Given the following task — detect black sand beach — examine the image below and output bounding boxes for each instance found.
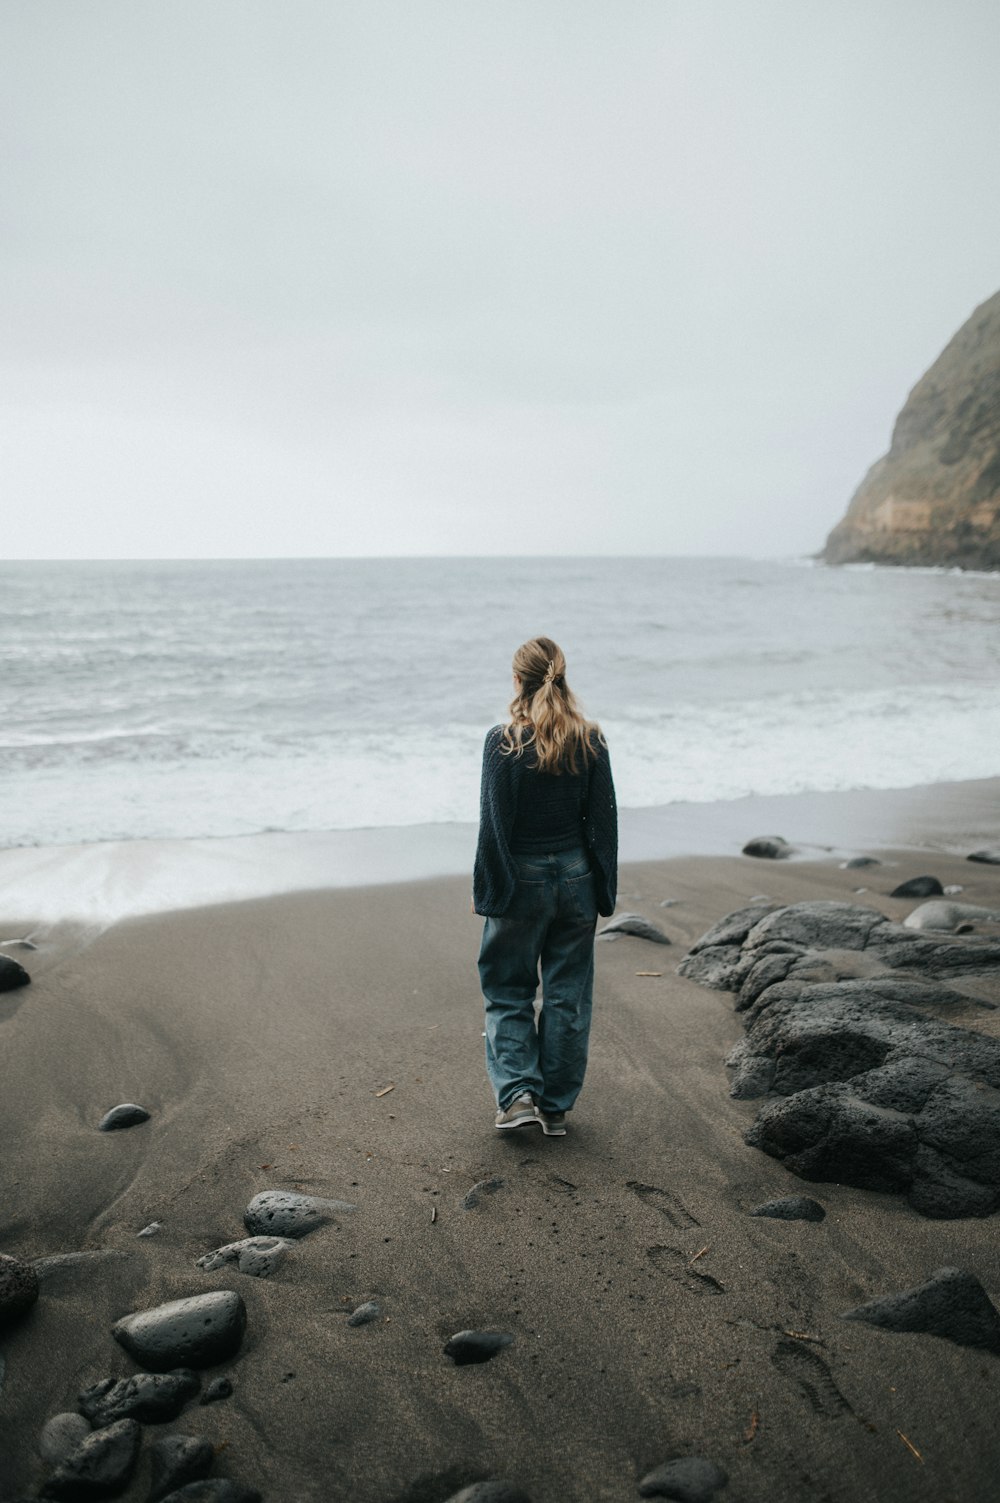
[3,791,1000,1502]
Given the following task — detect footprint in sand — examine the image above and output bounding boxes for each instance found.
[626,1181,700,1230]
[771,1339,853,1418]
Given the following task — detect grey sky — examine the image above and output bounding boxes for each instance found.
[3,1,998,559]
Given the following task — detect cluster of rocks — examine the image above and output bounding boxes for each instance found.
[3,1185,362,1501]
[679,895,1000,1219]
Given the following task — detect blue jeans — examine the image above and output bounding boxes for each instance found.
[478,847,598,1113]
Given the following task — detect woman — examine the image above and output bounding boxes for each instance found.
[473,636,617,1134]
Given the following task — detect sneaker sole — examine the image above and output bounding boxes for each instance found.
[495,1115,539,1131]
[539,1121,567,1136]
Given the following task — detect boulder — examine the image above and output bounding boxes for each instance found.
[969,849,1000,865]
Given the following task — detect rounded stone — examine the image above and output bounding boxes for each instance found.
[199,1377,233,1405]
[98,1103,151,1132]
[742,835,792,860]
[347,1300,380,1327]
[243,1188,355,1238]
[39,1413,91,1466]
[638,1456,729,1501]
[112,1290,246,1371]
[443,1330,514,1365]
[156,1483,262,1503]
[0,1252,39,1327]
[889,875,944,899]
[41,1417,141,1501]
[149,1433,215,1503]
[750,1196,826,1222]
[0,955,31,991]
[445,1485,532,1503]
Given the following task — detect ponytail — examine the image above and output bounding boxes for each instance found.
[500,636,603,774]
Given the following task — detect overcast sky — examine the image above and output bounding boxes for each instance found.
[3,1,998,560]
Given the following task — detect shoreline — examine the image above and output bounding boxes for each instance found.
[1,775,998,933]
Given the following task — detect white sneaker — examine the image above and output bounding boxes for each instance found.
[494,1094,539,1130]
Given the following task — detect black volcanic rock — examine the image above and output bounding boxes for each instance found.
[823,290,1000,569]
[681,900,1000,1217]
[156,1485,261,1503]
[112,1291,246,1371]
[749,1196,826,1222]
[742,836,792,860]
[0,955,31,991]
[98,1103,151,1132]
[598,912,671,944]
[78,1370,200,1425]
[41,1418,141,1501]
[443,1330,514,1365]
[148,1434,215,1503]
[638,1456,728,1501]
[243,1189,355,1238]
[890,875,944,898]
[842,1267,1000,1352]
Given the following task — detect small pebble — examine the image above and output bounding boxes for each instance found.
[138,1222,163,1238]
[444,1330,514,1365]
[750,1196,826,1223]
[200,1377,234,1405]
[944,884,964,895]
[347,1301,381,1327]
[98,1102,151,1132]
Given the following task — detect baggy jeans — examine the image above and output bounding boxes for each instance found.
[478,846,598,1114]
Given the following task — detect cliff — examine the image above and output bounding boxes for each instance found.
[823,290,1000,569]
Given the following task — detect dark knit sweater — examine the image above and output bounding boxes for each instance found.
[473,725,618,917]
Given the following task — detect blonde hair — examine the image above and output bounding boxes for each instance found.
[501,636,603,774]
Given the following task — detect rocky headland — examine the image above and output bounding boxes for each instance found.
[823,289,1000,569]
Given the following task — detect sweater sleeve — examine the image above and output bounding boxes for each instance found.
[583,738,618,916]
[472,726,520,917]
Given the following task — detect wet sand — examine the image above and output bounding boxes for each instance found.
[3,817,1000,1499]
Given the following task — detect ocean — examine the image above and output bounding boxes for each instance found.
[2,556,998,851]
